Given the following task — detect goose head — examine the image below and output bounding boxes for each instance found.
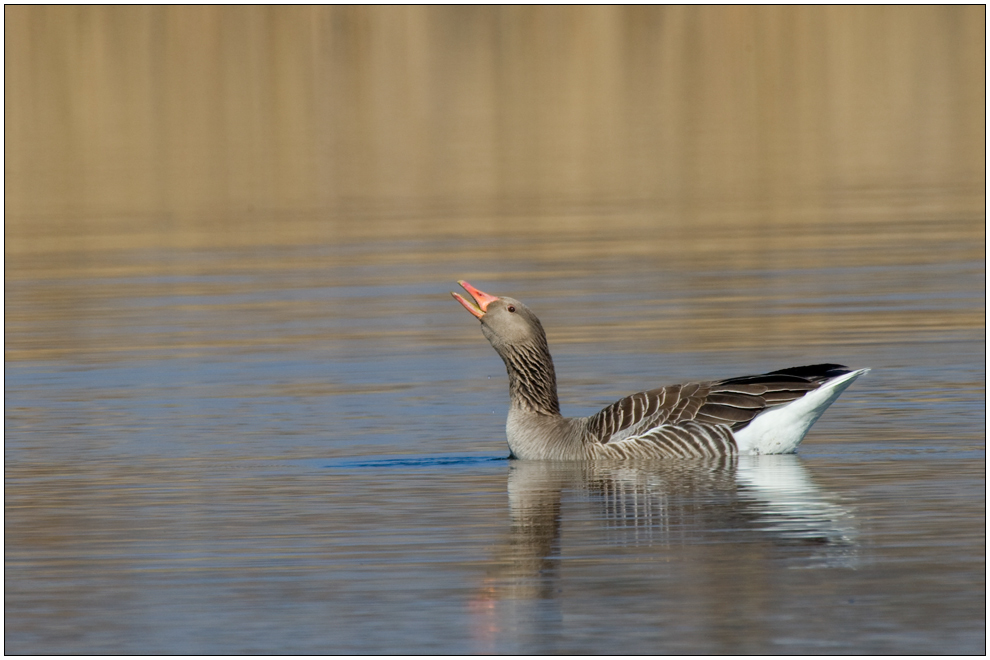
[451,280,549,354]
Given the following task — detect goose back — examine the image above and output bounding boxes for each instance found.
[585,364,854,447]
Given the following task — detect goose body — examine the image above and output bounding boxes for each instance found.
[452,281,868,460]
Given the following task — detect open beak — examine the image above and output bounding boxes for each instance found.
[451,280,500,320]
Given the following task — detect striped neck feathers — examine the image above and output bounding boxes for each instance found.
[499,338,561,416]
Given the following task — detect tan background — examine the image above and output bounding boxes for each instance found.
[5,6,985,241]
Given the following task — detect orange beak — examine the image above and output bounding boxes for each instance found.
[451,280,500,320]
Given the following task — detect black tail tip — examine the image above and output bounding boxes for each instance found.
[768,363,852,380]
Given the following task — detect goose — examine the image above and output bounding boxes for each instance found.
[451,280,868,460]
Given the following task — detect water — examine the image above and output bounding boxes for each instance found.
[5,218,984,654]
[5,6,985,654]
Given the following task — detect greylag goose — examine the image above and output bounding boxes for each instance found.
[452,280,868,460]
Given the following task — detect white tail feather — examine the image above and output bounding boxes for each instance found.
[734,369,869,455]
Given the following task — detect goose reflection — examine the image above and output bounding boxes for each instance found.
[470,454,858,652]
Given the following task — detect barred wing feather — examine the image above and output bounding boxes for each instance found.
[586,364,853,447]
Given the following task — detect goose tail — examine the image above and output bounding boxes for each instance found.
[734,368,869,455]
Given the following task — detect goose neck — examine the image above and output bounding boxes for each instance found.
[501,342,561,416]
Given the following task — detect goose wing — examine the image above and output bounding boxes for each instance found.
[585,363,852,445]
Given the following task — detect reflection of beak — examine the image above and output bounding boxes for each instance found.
[451,280,500,320]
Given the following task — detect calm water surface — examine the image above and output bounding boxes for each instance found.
[5,216,985,654]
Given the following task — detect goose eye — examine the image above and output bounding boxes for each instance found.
[507,305,516,313]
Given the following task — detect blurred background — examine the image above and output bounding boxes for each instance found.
[5,7,986,654]
[5,5,984,244]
